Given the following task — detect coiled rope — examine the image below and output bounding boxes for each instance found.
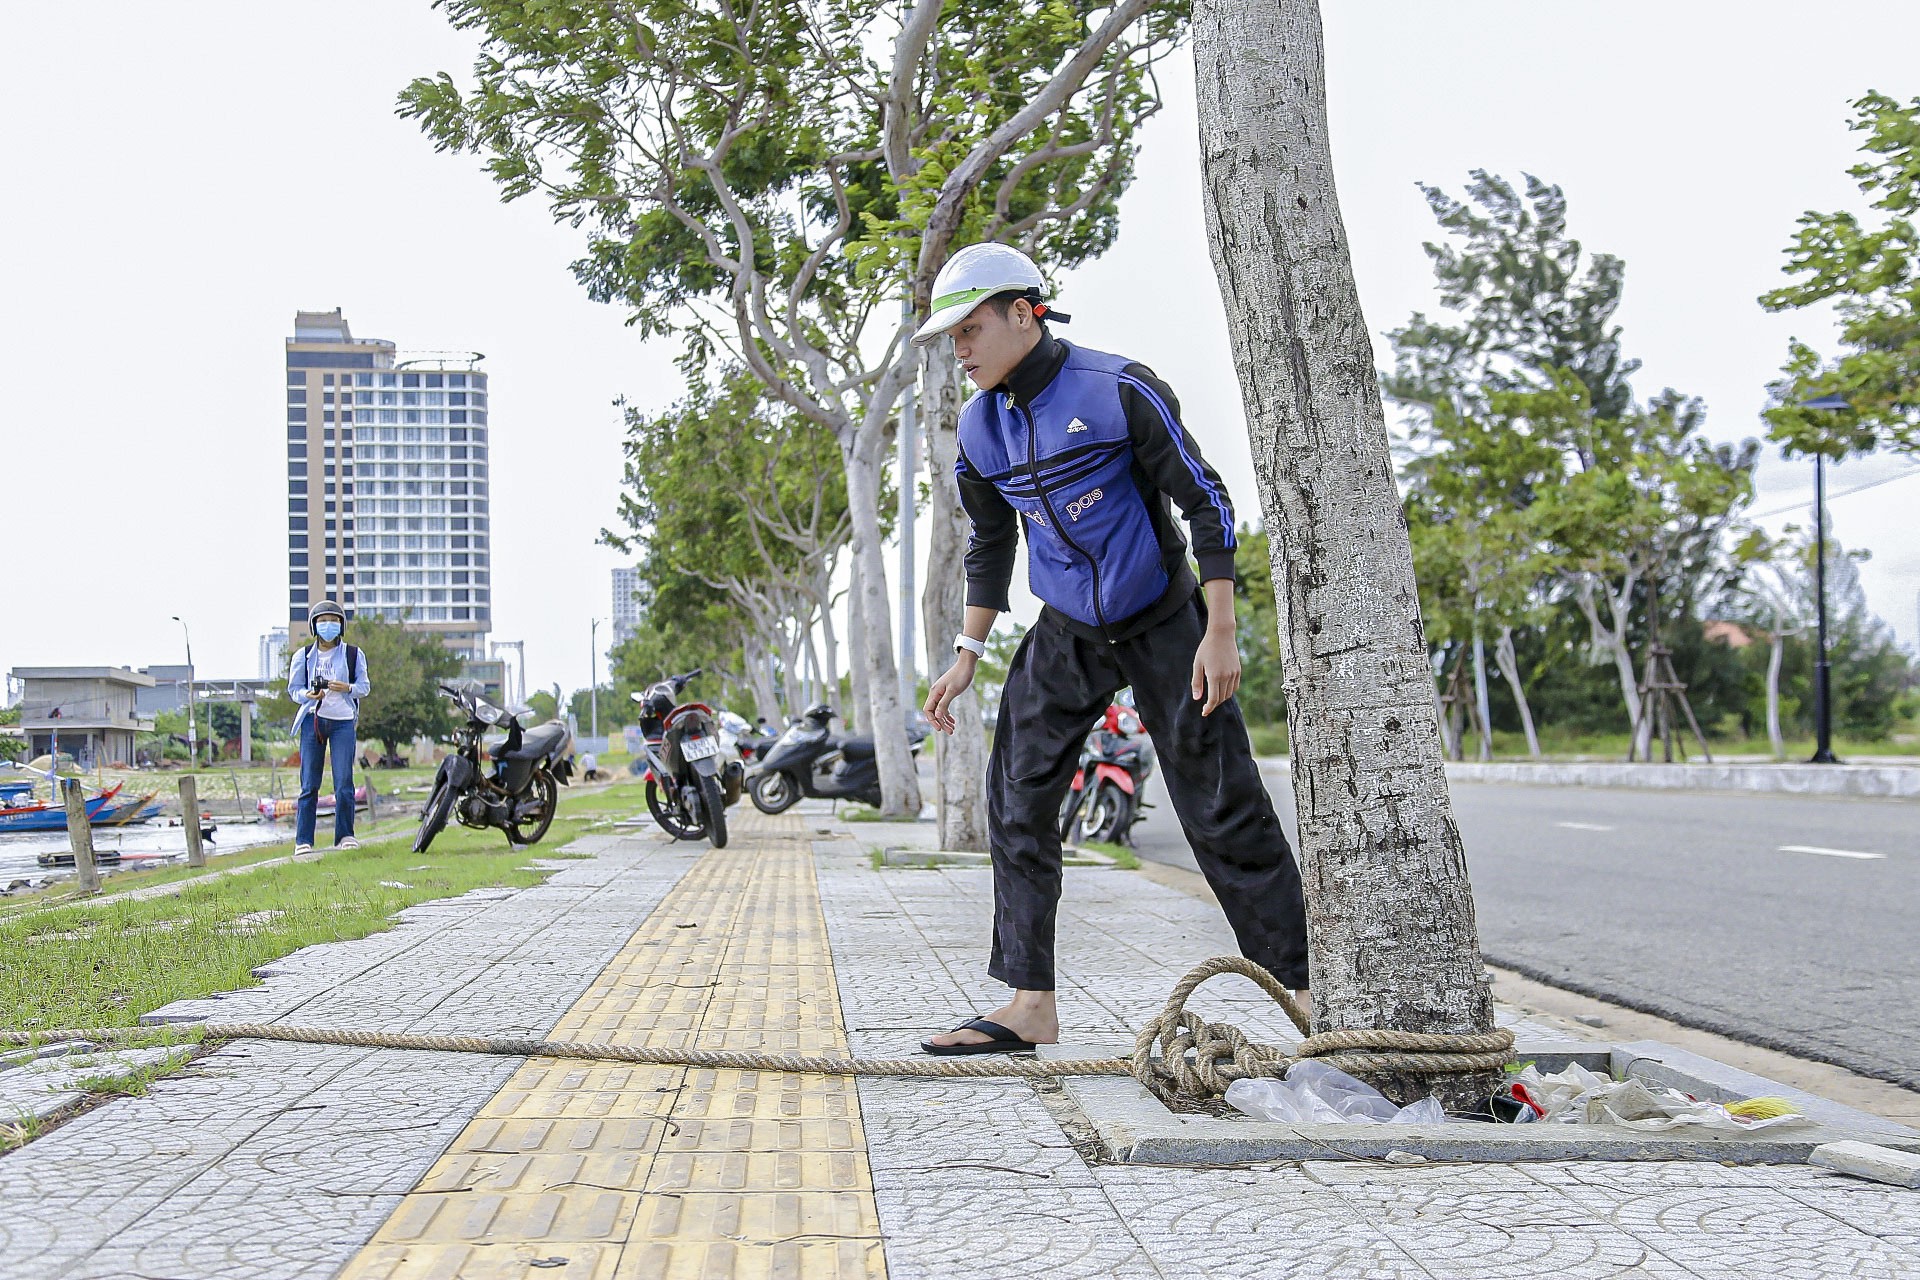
[3,957,1511,1101]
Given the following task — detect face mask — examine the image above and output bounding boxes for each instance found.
[316,621,343,642]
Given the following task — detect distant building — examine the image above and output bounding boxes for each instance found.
[612,565,642,646]
[258,627,290,680]
[285,309,492,662]
[9,667,156,768]
[135,664,192,716]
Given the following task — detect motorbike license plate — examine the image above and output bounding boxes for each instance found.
[681,736,718,761]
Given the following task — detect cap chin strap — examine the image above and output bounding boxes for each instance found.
[1032,302,1071,325]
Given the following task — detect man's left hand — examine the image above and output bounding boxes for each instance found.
[327,681,350,693]
[1191,628,1241,717]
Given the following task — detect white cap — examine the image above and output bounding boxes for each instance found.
[912,243,1048,346]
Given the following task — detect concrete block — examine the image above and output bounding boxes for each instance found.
[1809,1140,1920,1187]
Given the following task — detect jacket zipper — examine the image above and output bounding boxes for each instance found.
[1019,399,1114,643]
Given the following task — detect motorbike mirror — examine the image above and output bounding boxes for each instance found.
[629,691,647,703]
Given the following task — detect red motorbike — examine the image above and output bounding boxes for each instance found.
[630,669,744,848]
[1057,702,1154,846]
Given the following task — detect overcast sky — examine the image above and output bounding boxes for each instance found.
[4,2,1918,702]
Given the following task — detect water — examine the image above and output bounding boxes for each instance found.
[0,821,295,887]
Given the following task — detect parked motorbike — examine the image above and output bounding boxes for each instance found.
[631,669,744,847]
[720,711,780,766]
[748,704,925,814]
[415,679,574,853]
[1057,702,1154,846]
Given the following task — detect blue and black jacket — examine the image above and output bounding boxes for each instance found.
[956,335,1238,644]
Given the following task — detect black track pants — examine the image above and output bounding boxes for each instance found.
[985,595,1309,991]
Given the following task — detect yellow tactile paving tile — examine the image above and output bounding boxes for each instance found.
[338,811,888,1279]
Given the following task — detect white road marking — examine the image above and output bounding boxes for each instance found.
[1778,844,1887,861]
[1556,821,1614,832]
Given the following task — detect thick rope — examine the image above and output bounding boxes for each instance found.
[3,957,1511,1100]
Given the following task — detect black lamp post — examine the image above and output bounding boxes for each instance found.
[1797,393,1850,764]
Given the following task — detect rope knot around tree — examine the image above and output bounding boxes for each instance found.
[1129,956,1515,1103]
[0,957,1512,1103]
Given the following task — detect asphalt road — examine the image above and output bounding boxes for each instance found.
[1124,760,1920,1089]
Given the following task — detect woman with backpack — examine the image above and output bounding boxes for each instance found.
[287,600,371,855]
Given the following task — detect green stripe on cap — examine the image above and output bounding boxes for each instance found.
[929,284,1008,314]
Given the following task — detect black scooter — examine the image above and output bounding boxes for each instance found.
[748,704,923,814]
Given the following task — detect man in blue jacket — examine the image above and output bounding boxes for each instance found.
[919,243,1309,1054]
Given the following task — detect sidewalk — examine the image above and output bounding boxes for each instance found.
[3,809,1917,1278]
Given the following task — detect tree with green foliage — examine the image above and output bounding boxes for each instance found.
[334,617,461,760]
[1386,171,1638,426]
[604,371,856,725]
[403,0,1183,824]
[609,576,754,719]
[1761,91,1920,460]
[1403,395,1562,759]
[1522,376,1757,752]
[1391,173,1758,750]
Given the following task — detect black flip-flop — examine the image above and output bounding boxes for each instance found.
[920,1017,1037,1056]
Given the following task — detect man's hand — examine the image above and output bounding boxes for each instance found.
[327,681,350,694]
[924,654,978,734]
[1191,627,1241,717]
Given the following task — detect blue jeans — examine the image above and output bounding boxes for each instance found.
[296,714,359,846]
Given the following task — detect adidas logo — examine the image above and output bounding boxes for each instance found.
[1065,417,1090,433]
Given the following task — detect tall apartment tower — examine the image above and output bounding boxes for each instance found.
[611,565,642,647]
[285,309,492,659]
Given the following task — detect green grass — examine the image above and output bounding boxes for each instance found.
[0,1112,45,1153]
[837,804,892,822]
[1246,722,1291,757]
[0,779,649,1037]
[1079,839,1141,870]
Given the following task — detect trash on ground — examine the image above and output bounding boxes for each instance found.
[1502,1063,1812,1131]
[1225,1061,1446,1125]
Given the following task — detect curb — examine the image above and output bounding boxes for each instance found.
[1258,757,1920,798]
[1046,1039,1920,1165]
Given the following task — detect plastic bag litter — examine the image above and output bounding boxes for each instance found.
[1225,1061,1447,1125]
[1506,1064,1811,1131]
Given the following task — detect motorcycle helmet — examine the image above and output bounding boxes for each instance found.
[804,703,836,722]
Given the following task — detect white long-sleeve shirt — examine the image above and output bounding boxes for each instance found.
[288,643,371,727]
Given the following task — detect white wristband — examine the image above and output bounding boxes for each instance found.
[953,633,988,658]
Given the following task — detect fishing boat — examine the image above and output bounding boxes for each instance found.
[0,782,123,833]
[97,791,163,826]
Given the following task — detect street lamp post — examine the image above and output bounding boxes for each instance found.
[1797,393,1850,764]
[590,618,603,742]
[171,615,197,765]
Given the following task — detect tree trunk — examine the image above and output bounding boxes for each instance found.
[1193,0,1496,1107]
[918,343,990,850]
[1575,579,1643,745]
[1766,627,1785,760]
[847,555,868,733]
[1493,626,1541,759]
[1470,619,1493,762]
[818,589,839,715]
[845,442,922,816]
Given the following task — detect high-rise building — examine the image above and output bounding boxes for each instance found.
[612,565,642,646]
[257,627,290,681]
[285,309,492,660]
